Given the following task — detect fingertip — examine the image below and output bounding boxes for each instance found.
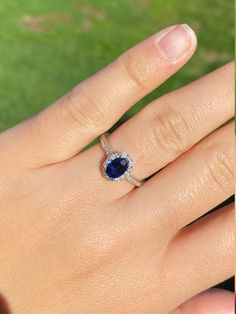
[181,23,198,48]
[156,24,197,64]
[172,289,235,314]
[200,288,235,313]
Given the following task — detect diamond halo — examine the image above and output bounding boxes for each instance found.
[102,152,134,182]
[100,133,143,187]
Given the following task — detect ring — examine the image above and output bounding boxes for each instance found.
[100,133,143,187]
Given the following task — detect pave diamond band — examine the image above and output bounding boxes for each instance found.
[100,133,143,187]
[100,133,113,157]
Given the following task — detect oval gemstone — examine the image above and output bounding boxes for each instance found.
[106,157,129,179]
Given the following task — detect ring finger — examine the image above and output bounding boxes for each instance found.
[126,122,234,235]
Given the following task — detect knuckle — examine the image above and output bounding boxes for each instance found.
[63,88,103,133]
[64,88,93,127]
[118,53,151,90]
[205,144,234,192]
[150,107,190,156]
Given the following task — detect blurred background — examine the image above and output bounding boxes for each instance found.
[0,0,234,131]
[0,0,234,292]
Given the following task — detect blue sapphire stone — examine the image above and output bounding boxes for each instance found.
[106,157,129,179]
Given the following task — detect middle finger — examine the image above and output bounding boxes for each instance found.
[64,62,234,200]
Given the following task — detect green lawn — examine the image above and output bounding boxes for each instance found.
[0,0,234,131]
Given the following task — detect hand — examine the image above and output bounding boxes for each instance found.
[0,24,234,314]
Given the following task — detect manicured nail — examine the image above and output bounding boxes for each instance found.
[157,24,197,63]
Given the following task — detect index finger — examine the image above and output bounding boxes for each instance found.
[2,24,197,168]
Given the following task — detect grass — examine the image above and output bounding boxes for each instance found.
[0,0,234,131]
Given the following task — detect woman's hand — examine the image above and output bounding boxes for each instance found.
[0,24,234,314]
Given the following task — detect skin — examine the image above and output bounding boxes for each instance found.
[0,24,234,314]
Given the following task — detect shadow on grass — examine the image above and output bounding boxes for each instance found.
[0,294,11,314]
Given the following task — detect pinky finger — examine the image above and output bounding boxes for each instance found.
[172,289,235,314]
[163,204,234,311]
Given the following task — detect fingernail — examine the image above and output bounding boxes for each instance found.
[157,24,197,63]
